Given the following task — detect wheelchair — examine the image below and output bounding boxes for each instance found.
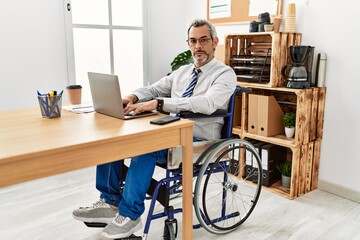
[85,87,263,240]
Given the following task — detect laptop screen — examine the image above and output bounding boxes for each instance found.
[88,72,158,119]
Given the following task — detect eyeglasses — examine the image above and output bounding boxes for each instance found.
[186,37,212,46]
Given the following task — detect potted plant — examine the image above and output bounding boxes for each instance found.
[170,50,194,72]
[283,112,296,138]
[276,161,292,188]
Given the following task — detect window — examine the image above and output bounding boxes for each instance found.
[64,0,146,102]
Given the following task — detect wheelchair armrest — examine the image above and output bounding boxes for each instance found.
[179,109,228,118]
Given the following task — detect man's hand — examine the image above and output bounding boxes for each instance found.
[124,99,157,116]
[122,94,138,106]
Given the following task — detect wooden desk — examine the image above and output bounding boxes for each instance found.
[0,108,194,239]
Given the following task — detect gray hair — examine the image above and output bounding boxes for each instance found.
[187,19,217,39]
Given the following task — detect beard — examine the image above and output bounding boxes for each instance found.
[193,50,210,64]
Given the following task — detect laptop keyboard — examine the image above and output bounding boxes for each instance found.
[125,111,157,117]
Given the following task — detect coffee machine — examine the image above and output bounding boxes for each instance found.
[281,46,315,89]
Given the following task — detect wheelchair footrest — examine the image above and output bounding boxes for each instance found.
[83,223,141,239]
[115,235,142,240]
[83,222,107,228]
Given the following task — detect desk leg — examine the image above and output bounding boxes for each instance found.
[181,126,193,240]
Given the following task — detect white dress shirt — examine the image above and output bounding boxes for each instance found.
[133,58,237,140]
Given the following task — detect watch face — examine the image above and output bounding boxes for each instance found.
[157,98,164,110]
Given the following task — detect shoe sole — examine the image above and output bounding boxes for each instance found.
[101,221,143,239]
[72,214,115,224]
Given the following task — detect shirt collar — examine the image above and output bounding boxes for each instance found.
[192,58,217,76]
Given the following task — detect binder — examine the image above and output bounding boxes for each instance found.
[260,144,287,186]
[245,141,267,183]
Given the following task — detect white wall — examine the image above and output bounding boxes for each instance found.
[0,0,68,110]
[294,0,360,199]
[146,0,187,83]
[1,0,359,201]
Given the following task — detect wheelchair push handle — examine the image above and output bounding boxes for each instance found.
[238,87,252,94]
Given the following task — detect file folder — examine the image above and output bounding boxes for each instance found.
[257,95,284,137]
[245,141,267,182]
[248,94,258,134]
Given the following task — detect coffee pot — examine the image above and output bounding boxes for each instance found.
[281,46,315,89]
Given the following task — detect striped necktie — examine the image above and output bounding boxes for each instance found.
[182,68,201,97]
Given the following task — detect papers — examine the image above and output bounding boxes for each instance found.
[209,0,231,19]
[62,104,94,114]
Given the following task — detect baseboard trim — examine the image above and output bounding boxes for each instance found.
[318,180,360,203]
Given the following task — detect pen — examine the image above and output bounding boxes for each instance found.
[48,92,55,110]
[37,91,49,116]
[49,95,61,117]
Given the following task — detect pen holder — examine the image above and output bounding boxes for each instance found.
[37,95,63,118]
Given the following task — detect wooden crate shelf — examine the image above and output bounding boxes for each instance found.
[233,85,326,146]
[225,32,302,88]
[238,139,322,199]
[232,85,326,199]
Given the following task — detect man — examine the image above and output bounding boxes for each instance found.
[72,19,236,239]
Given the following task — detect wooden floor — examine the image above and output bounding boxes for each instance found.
[1,166,359,240]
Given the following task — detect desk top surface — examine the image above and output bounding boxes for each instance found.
[0,108,194,161]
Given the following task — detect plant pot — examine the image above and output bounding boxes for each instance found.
[285,126,295,138]
[281,174,291,188]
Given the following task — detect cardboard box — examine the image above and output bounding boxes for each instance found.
[248,94,284,137]
[257,95,284,137]
[248,94,258,134]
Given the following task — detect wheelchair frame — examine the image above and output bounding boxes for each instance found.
[139,87,263,239]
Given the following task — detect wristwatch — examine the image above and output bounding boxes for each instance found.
[156,98,164,111]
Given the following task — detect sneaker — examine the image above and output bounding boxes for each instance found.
[72,199,118,224]
[101,214,142,239]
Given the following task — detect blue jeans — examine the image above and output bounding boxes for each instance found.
[96,149,168,220]
[96,138,201,220]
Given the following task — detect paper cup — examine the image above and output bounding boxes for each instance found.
[271,16,282,33]
[66,85,82,105]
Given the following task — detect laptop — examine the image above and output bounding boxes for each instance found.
[88,72,158,119]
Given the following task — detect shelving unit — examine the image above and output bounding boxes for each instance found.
[233,85,326,199]
[225,32,327,199]
[225,32,302,88]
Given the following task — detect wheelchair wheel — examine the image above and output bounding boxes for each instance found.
[194,139,262,234]
[163,219,177,240]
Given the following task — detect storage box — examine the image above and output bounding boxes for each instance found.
[225,32,302,87]
[247,94,284,137]
[247,94,258,134]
